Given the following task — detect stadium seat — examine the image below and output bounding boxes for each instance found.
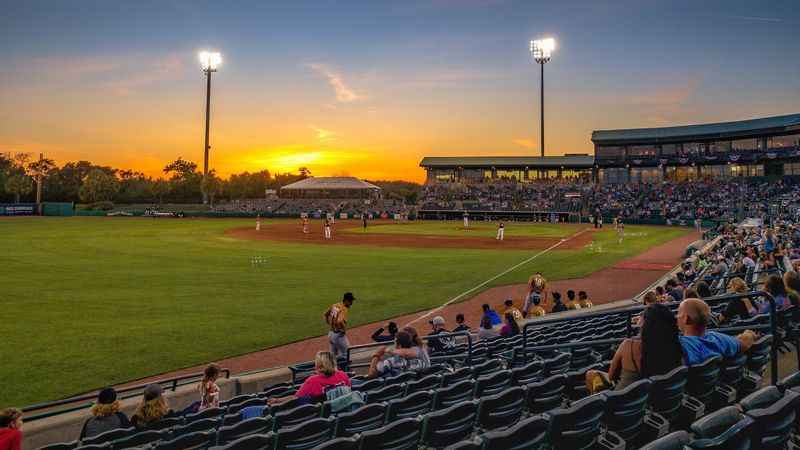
[366,383,406,404]
[564,363,603,401]
[309,436,360,450]
[74,445,111,450]
[545,394,607,450]
[472,359,504,378]
[442,367,474,387]
[524,374,566,414]
[689,406,755,450]
[172,418,218,437]
[263,385,296,399]
[742,389,800,450]
[746,334,773,376]
[739,385,783,411]
[542,352,571,377]
[384,372,416,386]
[433,379,475,410]
[221,394,255,409]
[274,404,322,430]
[473,370,512,397]
[719,353,747,391]
[210,433,274,450]
[638,431,691,450]
[351,378,383,393]
[111,430,166,449]
[479,414,549,450]
[420,400,479,449]
[570,346,597,369]
[227,397,268,415]
[216,417,273,445]
[601,378,654,446]
[385,390,434,422]
[441,441,481,450]
[511,360,543,386]
[154,430,214,450]
[222,412,244,427]
[143,416,183,431]
[779,370,800,392]
[274,417,335,450]
[185,407,224,423]
[475,386,525,431]
[82,428,135,446]
[39,442,78,450]
[358,417,422,450]
[405,374,442,395]
[686,356,723,409]
[648,365,689,424]
[333,403,386,437]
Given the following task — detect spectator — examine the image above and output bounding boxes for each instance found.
[719,277,757,323]
[269,351,350,405]
[666,279,683,302]
[683,287,699,299]
[677,298,755,365]
[131,384,175,430]
[452,314,470,332]
[325,292,356,358]
[503,299,524,324]
[198,364,221,411]
[784,272,800,306]
[526,295,546,317]
[367,329,430,378]
[371,322,398,343]
[587,304,683,392]
[695,281,712,299]
[80,388,131,440]
[481,304,502,326]
[762,274,792,312]
[0,408,22,450]
[500,312,521,337]
[478,315,500,341]
[566,290,581,309]
[655,286,668,303]
[642,291,658,306]
[578,291,593,308]
[551,292,568,313]
[426,316,456,353]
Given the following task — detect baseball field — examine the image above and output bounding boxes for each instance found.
[2,217,690,406]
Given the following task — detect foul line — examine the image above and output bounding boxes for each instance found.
[405,228,591,327]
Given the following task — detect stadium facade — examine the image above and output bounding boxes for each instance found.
[279,176,381,199]
[420,113,800,184]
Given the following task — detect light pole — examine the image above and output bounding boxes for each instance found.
[199,50,221,203]
[530,38,555,159]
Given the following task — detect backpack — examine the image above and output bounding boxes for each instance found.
[325,383,365,414]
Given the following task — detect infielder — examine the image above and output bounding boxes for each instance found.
[496,222,505,240]
[302,217,309,234]
[463,211,469,228]
[324,292,355,357]
[255,214,261,231]
[323,218,332,240]
[617,219,625,244]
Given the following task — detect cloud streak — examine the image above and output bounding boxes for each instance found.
[308,63,363,102]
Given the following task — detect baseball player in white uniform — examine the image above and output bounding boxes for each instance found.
[496,222,505,240]
[463,211,469,228]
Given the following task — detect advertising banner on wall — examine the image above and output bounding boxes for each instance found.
[0,203,37,216]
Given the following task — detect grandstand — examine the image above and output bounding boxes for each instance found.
[279,177,381,200]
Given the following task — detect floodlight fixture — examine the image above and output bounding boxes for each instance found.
[199,51,222,72]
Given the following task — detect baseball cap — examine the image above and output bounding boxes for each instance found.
[429,316,445,326]
[97,387,117,405]
[343,292,356,301]
[143,383,163,401]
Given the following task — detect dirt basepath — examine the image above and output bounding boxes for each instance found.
[121,228,700,387]
[226,220,594,250]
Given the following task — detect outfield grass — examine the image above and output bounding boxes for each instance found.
[1,218,688,406]
[345,221,578,238]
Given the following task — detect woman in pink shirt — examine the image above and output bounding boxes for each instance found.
[269,351,350,405]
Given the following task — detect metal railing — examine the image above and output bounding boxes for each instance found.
[345,330,473,371]
[22,368,230,422]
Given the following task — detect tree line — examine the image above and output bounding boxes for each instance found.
[0,153,421,206]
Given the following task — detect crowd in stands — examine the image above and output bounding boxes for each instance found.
[418,179,584,213]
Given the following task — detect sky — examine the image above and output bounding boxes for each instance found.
[1,0,798,183]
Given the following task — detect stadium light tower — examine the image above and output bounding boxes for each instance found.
[530,37,555,158]
[199,50,221,203]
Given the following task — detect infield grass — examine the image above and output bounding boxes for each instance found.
[1,217,688,406]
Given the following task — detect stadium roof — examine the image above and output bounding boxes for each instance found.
[592,113,800,145]
[280,177,380,190]
[419,155,594,168]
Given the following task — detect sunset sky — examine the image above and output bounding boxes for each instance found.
[1,0,798,182]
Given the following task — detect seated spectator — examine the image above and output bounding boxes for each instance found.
[665,279,683,302]
[426,316,456,353]
[269,351,350,405]
[677,298,755,365]
[131,384,175,430]
[0,408,22,450]
[784,272,800,307]
[526,295,546,317]
[371,322,398,343]
[587,304,683,392]
[719,277,756,323]
[198,364,221,411]
[695,281,712,298]
[500,312,521,337]
[481,304,502,326]
[367,330,430,378]
[452,314,470,332]
[566,290,581,309]
[683,287,699,299]
[503,299,524,324]
[578,291,593,308]
[642,291,658,306]
[80,388,131,439]
[655,285,669,303]
[478,315,500,341]
[761,274,792,312]
[551,292,568,313]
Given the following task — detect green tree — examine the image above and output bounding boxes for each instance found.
[163,157,201,202]
[79,169,120,203]
[201,171,223,207]
[150,179,170,204]
[5,174,33,203]
[298,167,312,179]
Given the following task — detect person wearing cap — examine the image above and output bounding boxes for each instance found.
[0,408,23,450]
[79,387,131,439]
[324,292,355,357]
[131,384,175,430]
[426,316,456,354]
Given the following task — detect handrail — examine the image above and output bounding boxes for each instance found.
[345,330,473,370]
[22,368,231,421]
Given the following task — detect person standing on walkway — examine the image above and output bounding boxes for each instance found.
[325,292,355,357]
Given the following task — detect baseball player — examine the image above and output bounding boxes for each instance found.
[523,272,548,317]
[496,221,505,240]
[463,211,469,229]
[323,218,332,240]
[362,212,368,230]
[255,214,261,231]
[302,217,309,234]
[324,292,355,357]
[617,219,625,244]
